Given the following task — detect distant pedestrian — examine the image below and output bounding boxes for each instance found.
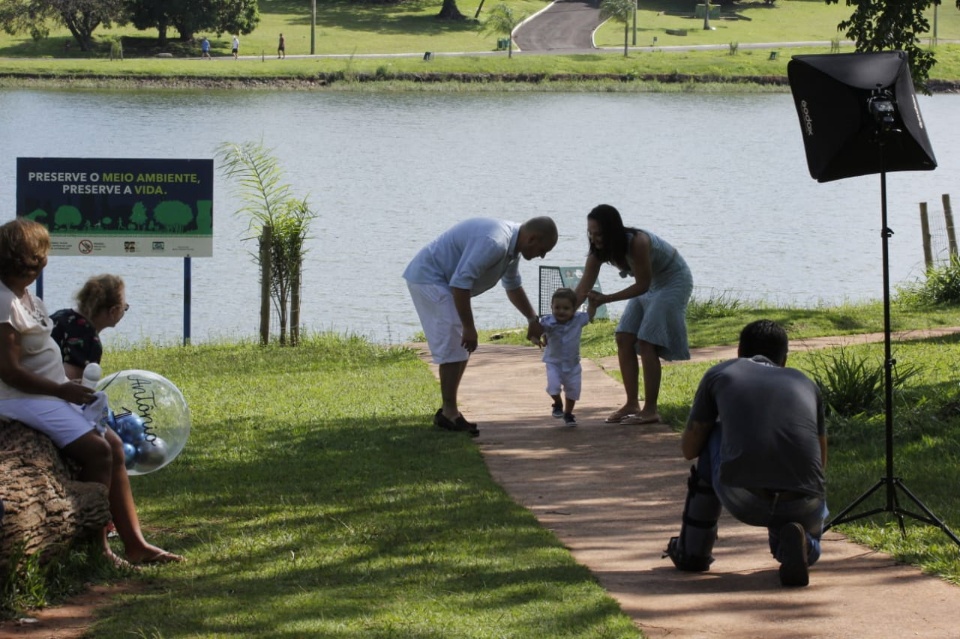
[201,37,211,59]
[232,35,239,59]
[278,33,286,59]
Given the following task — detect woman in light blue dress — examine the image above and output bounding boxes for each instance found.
[574,204,693,425]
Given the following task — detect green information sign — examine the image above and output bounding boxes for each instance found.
[17,157,214,257]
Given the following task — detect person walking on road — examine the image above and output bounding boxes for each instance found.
[278,33,286,59]
[232,35,239,59]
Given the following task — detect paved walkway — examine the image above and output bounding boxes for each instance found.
[421,328,960,638]
[513,0,604,52]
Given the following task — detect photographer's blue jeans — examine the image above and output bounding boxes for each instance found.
[698,427,828,565]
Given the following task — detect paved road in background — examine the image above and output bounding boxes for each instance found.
[513,0,604,52]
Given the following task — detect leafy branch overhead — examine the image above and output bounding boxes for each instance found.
[824,0,960,93]
[0,0,259,51]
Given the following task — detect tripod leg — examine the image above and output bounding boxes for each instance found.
[892,487,907,537]
[824,479,886,531]
[893,479,960,546]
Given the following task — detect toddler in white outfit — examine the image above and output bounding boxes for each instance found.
[539,287,593,425]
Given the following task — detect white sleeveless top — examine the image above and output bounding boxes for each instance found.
[0,281,67,401]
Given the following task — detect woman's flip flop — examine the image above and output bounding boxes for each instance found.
[620,413,661,425]
[604,409,637,424]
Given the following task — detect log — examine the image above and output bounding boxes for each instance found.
[0,418,111,570]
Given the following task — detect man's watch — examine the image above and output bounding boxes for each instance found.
[527,315,540,324]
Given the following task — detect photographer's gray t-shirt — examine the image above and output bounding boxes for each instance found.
[689,355,826,498]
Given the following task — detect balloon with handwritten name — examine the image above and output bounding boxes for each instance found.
[97,369,191,475]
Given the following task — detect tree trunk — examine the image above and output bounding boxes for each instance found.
[0,419,111,571]
[437,0,466,20]
[260,225,272,346]
[277,288,288,346]
[291,256,301,347]
[60,13,99,52]
[158,20,169,47]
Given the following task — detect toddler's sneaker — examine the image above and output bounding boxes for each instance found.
[551,402,564,418]
[563,412,577,426]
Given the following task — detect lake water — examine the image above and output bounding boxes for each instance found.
[1,89,959,347]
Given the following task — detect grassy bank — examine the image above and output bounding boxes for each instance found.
[486,298,960,360]
[2,45,959,92]
[3,300,960,634]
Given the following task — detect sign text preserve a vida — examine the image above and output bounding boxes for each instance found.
[17,158,214,258]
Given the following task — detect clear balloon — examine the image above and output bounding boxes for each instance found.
[97,370,191,475]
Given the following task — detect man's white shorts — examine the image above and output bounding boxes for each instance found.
[407,281,470,365]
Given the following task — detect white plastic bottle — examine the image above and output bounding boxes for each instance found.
[81,363,102,389]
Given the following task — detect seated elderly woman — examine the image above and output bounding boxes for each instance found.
[0,219,183,567]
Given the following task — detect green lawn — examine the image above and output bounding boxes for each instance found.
[4,302,960,633]
[595,0,960,49]
[42,336,643,637]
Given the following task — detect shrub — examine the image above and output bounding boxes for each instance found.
[897,255,960,307]
[809,347,918,417]
[686,290,745,320]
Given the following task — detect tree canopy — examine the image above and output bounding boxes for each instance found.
[0,0,126,51]
[0,0,258,49]
[825,0,960,92]
[123,0,259,43]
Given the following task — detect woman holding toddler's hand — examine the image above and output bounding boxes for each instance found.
[574,204,693,426]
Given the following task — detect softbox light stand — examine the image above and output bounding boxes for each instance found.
[788,51,960,547]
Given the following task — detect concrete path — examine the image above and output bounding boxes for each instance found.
[420,329,960,638]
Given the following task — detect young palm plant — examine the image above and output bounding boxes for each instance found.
[480,4,524,58]
[216,141,316,345]
[600,0,636,57]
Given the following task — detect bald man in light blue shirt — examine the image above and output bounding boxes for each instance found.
[404,217,558,435]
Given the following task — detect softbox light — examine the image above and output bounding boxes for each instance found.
[786,51,960,548]
[788,51,937,182]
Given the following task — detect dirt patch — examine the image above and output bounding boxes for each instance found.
[0,582,138,639]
